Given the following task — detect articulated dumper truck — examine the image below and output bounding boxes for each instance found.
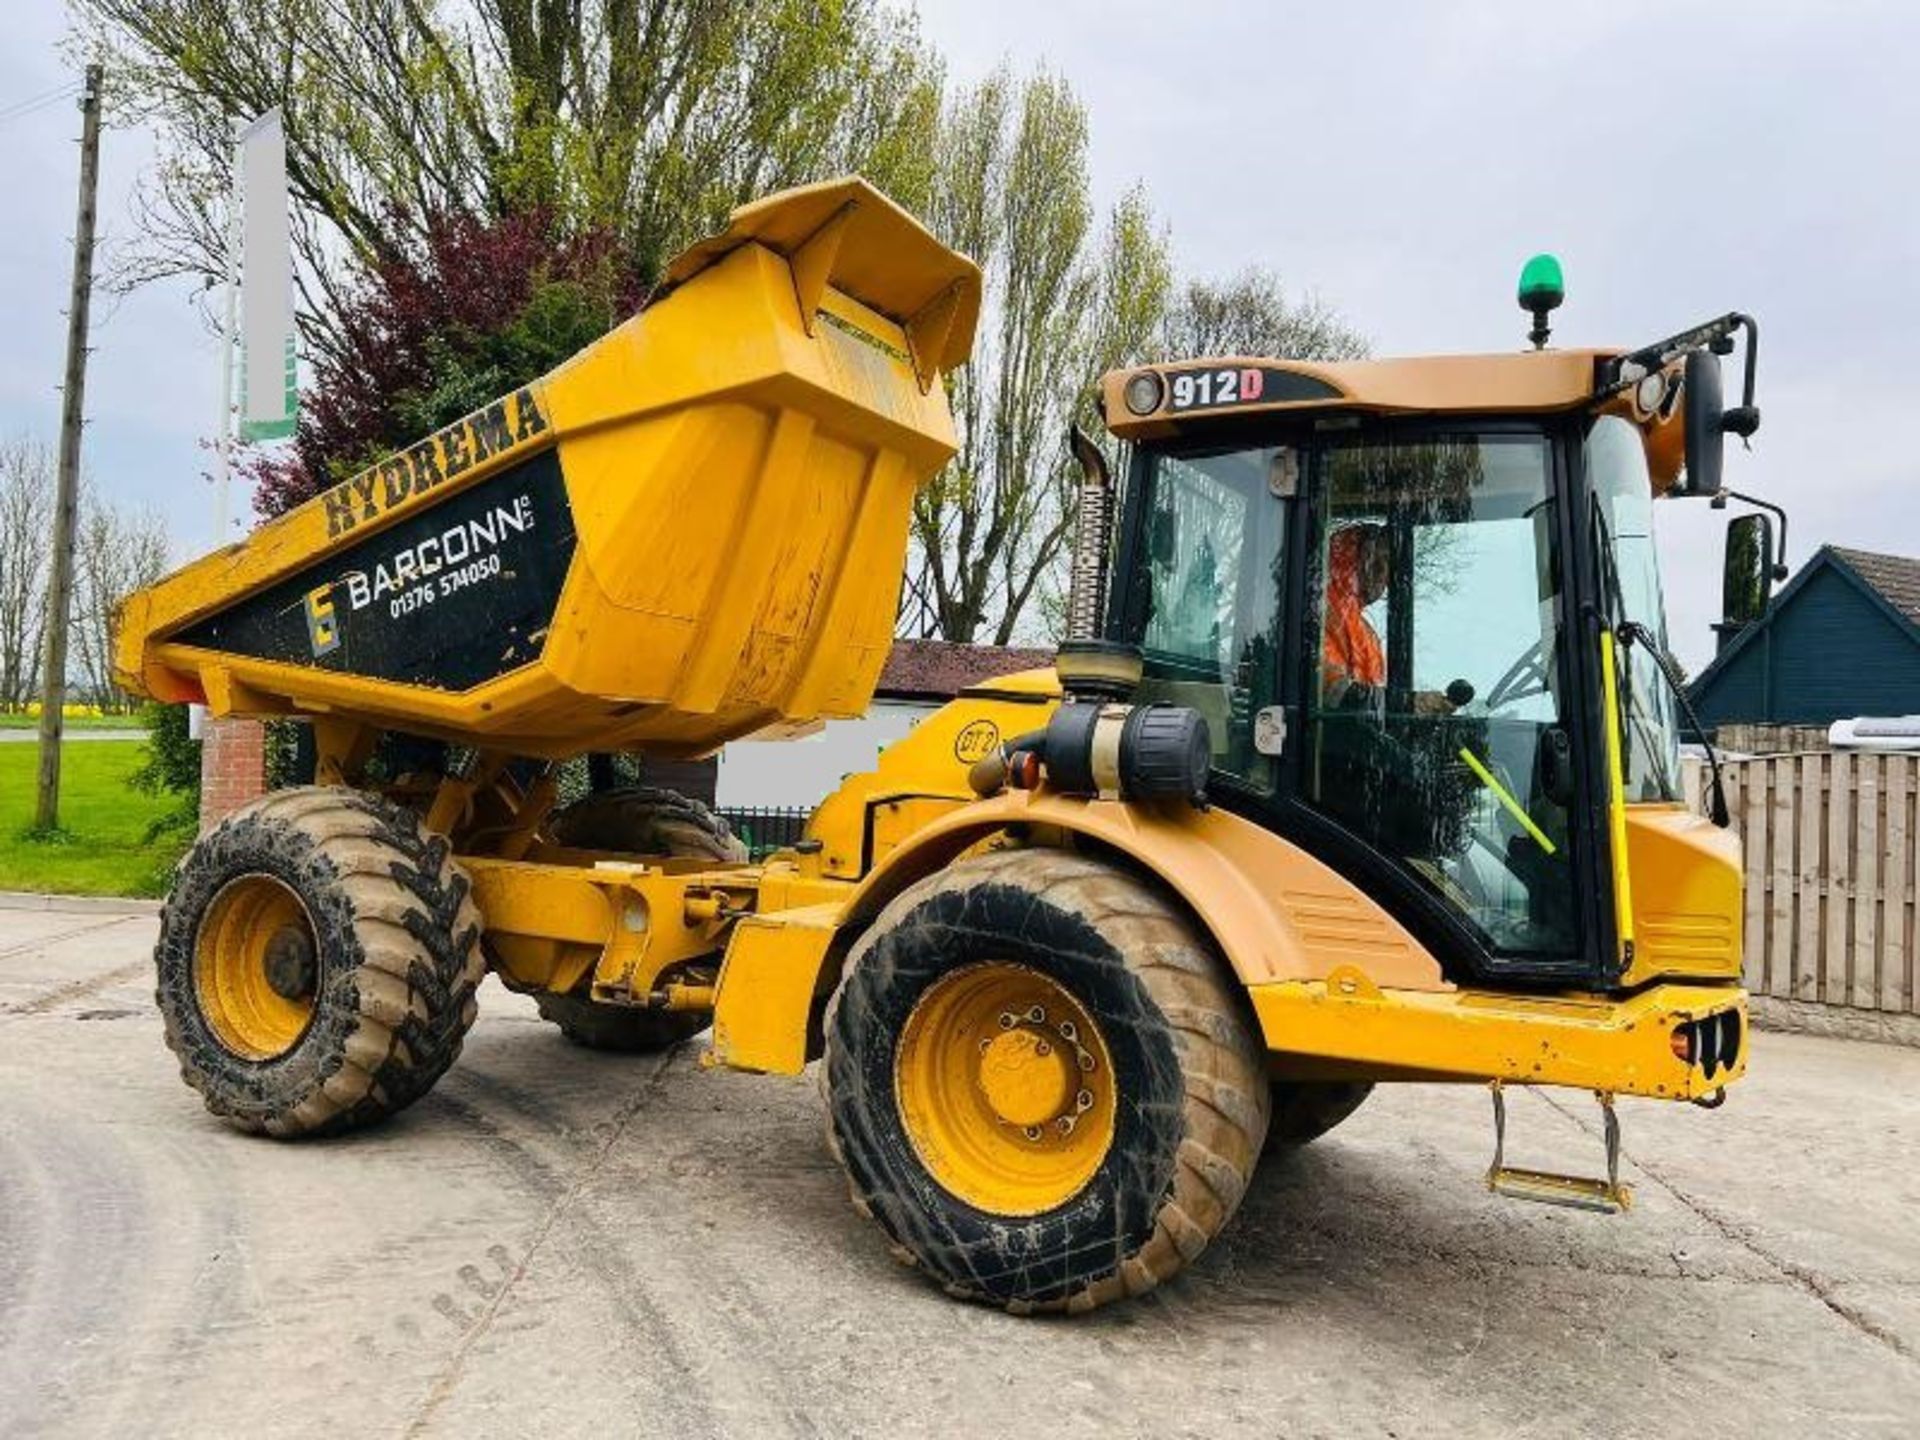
[118,180,1770,1313]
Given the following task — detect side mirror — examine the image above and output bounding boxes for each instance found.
[1680,348,1725,497]
[1722,512,1774,627]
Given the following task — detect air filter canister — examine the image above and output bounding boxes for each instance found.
[1037,703,1210,806]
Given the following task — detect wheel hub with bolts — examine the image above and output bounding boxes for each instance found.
[894,962,1117,1216]
[976,1006,1100,1138]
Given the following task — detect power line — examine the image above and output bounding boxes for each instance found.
[0,94,79,128]
[0,82,83,129]
[0,78,82,115]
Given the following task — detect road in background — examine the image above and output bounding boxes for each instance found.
[4,903,1918,1438]
[0,730,143,743]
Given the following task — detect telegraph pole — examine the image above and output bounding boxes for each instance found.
[35,63,104,832]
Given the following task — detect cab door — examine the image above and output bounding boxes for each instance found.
[1288,428,1592,978]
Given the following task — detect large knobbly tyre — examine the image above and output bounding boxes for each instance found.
[1265,1081,1374,1150]
[823,848,1270,1314]
[154,786,484,1138]
[532,991,706,1052]
[549,785,747,863]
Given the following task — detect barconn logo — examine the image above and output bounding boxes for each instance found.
[341,495,534,611]
[302,494,536,656]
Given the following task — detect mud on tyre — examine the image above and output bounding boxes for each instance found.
[548,785,746,863]
[154,786,484,1137]
[1266,1081,1373,1150]
[823,848,1270,1313]
[532,991,706,1052]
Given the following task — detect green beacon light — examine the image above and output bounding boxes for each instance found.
[1517,253,1565,351]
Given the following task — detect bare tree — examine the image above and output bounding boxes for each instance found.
[72,490,172,713]
[1158,267,1368,363]
[903,69,1172,646]
[0,438,54,711]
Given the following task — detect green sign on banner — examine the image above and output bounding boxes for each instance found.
[239,332,298,442]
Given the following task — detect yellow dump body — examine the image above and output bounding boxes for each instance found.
[115,179,981,758]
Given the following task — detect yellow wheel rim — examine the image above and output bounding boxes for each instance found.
[193,875,318,1061]
[894,962,1116,1216]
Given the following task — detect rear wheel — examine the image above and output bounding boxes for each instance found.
[823,848,1269,1313]
[1265,1081,1374,1150]
[154,787,484,1137]
[532,991,706,1052]
[548,785,746,863]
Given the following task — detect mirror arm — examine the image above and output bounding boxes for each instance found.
[1597,311,1760,421]
[1710,487,1790,579]
[1731,312,1759,413]
[1718,313,1761,439]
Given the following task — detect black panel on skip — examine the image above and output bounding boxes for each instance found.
[175,450,577,692]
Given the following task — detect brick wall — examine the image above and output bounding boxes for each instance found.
[200,716,268,831]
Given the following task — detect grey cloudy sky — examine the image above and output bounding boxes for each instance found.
[3,1,1915,667]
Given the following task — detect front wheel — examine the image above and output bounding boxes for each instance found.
[823,849,1269,1313]
[154,787,485,1137]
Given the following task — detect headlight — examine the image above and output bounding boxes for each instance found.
[1123,370,1165,416]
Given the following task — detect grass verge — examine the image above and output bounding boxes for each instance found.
[0,740,189,898]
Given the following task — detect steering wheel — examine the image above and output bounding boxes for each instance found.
[1483,638,1551,713]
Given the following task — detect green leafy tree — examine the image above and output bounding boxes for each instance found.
[81,0,944,517]
[903,68,1172,645]
[75,0,942,370]
[132,701,201,838]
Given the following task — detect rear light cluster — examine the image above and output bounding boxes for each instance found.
[1669,1011,1743,1079]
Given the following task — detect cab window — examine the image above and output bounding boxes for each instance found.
[1123,445,1289,792]
[1303,433,1579,960]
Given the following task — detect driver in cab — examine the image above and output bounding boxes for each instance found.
[1322,522,1456,716]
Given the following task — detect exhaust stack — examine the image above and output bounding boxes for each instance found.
[1055,426,1142,701]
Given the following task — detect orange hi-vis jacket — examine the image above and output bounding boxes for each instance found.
[1322,526,1385,692]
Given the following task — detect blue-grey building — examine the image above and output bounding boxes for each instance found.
[1689,545,1920,730]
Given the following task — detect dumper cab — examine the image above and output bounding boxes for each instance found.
[1094,343,1746,1001]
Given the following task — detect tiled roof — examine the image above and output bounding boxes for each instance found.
[877,639,1055,701]
[1830,547,1920,628]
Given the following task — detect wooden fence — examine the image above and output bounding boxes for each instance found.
[1685,753,1918,1016]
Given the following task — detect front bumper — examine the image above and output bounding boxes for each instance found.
[1248,968,1747,1100]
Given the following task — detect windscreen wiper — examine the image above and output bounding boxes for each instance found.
[1584,496,1724,823]
[1617,620,1730,828]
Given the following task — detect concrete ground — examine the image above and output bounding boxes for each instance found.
[3,902,1918,1439]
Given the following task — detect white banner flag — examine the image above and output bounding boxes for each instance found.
[238,108,295,440]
